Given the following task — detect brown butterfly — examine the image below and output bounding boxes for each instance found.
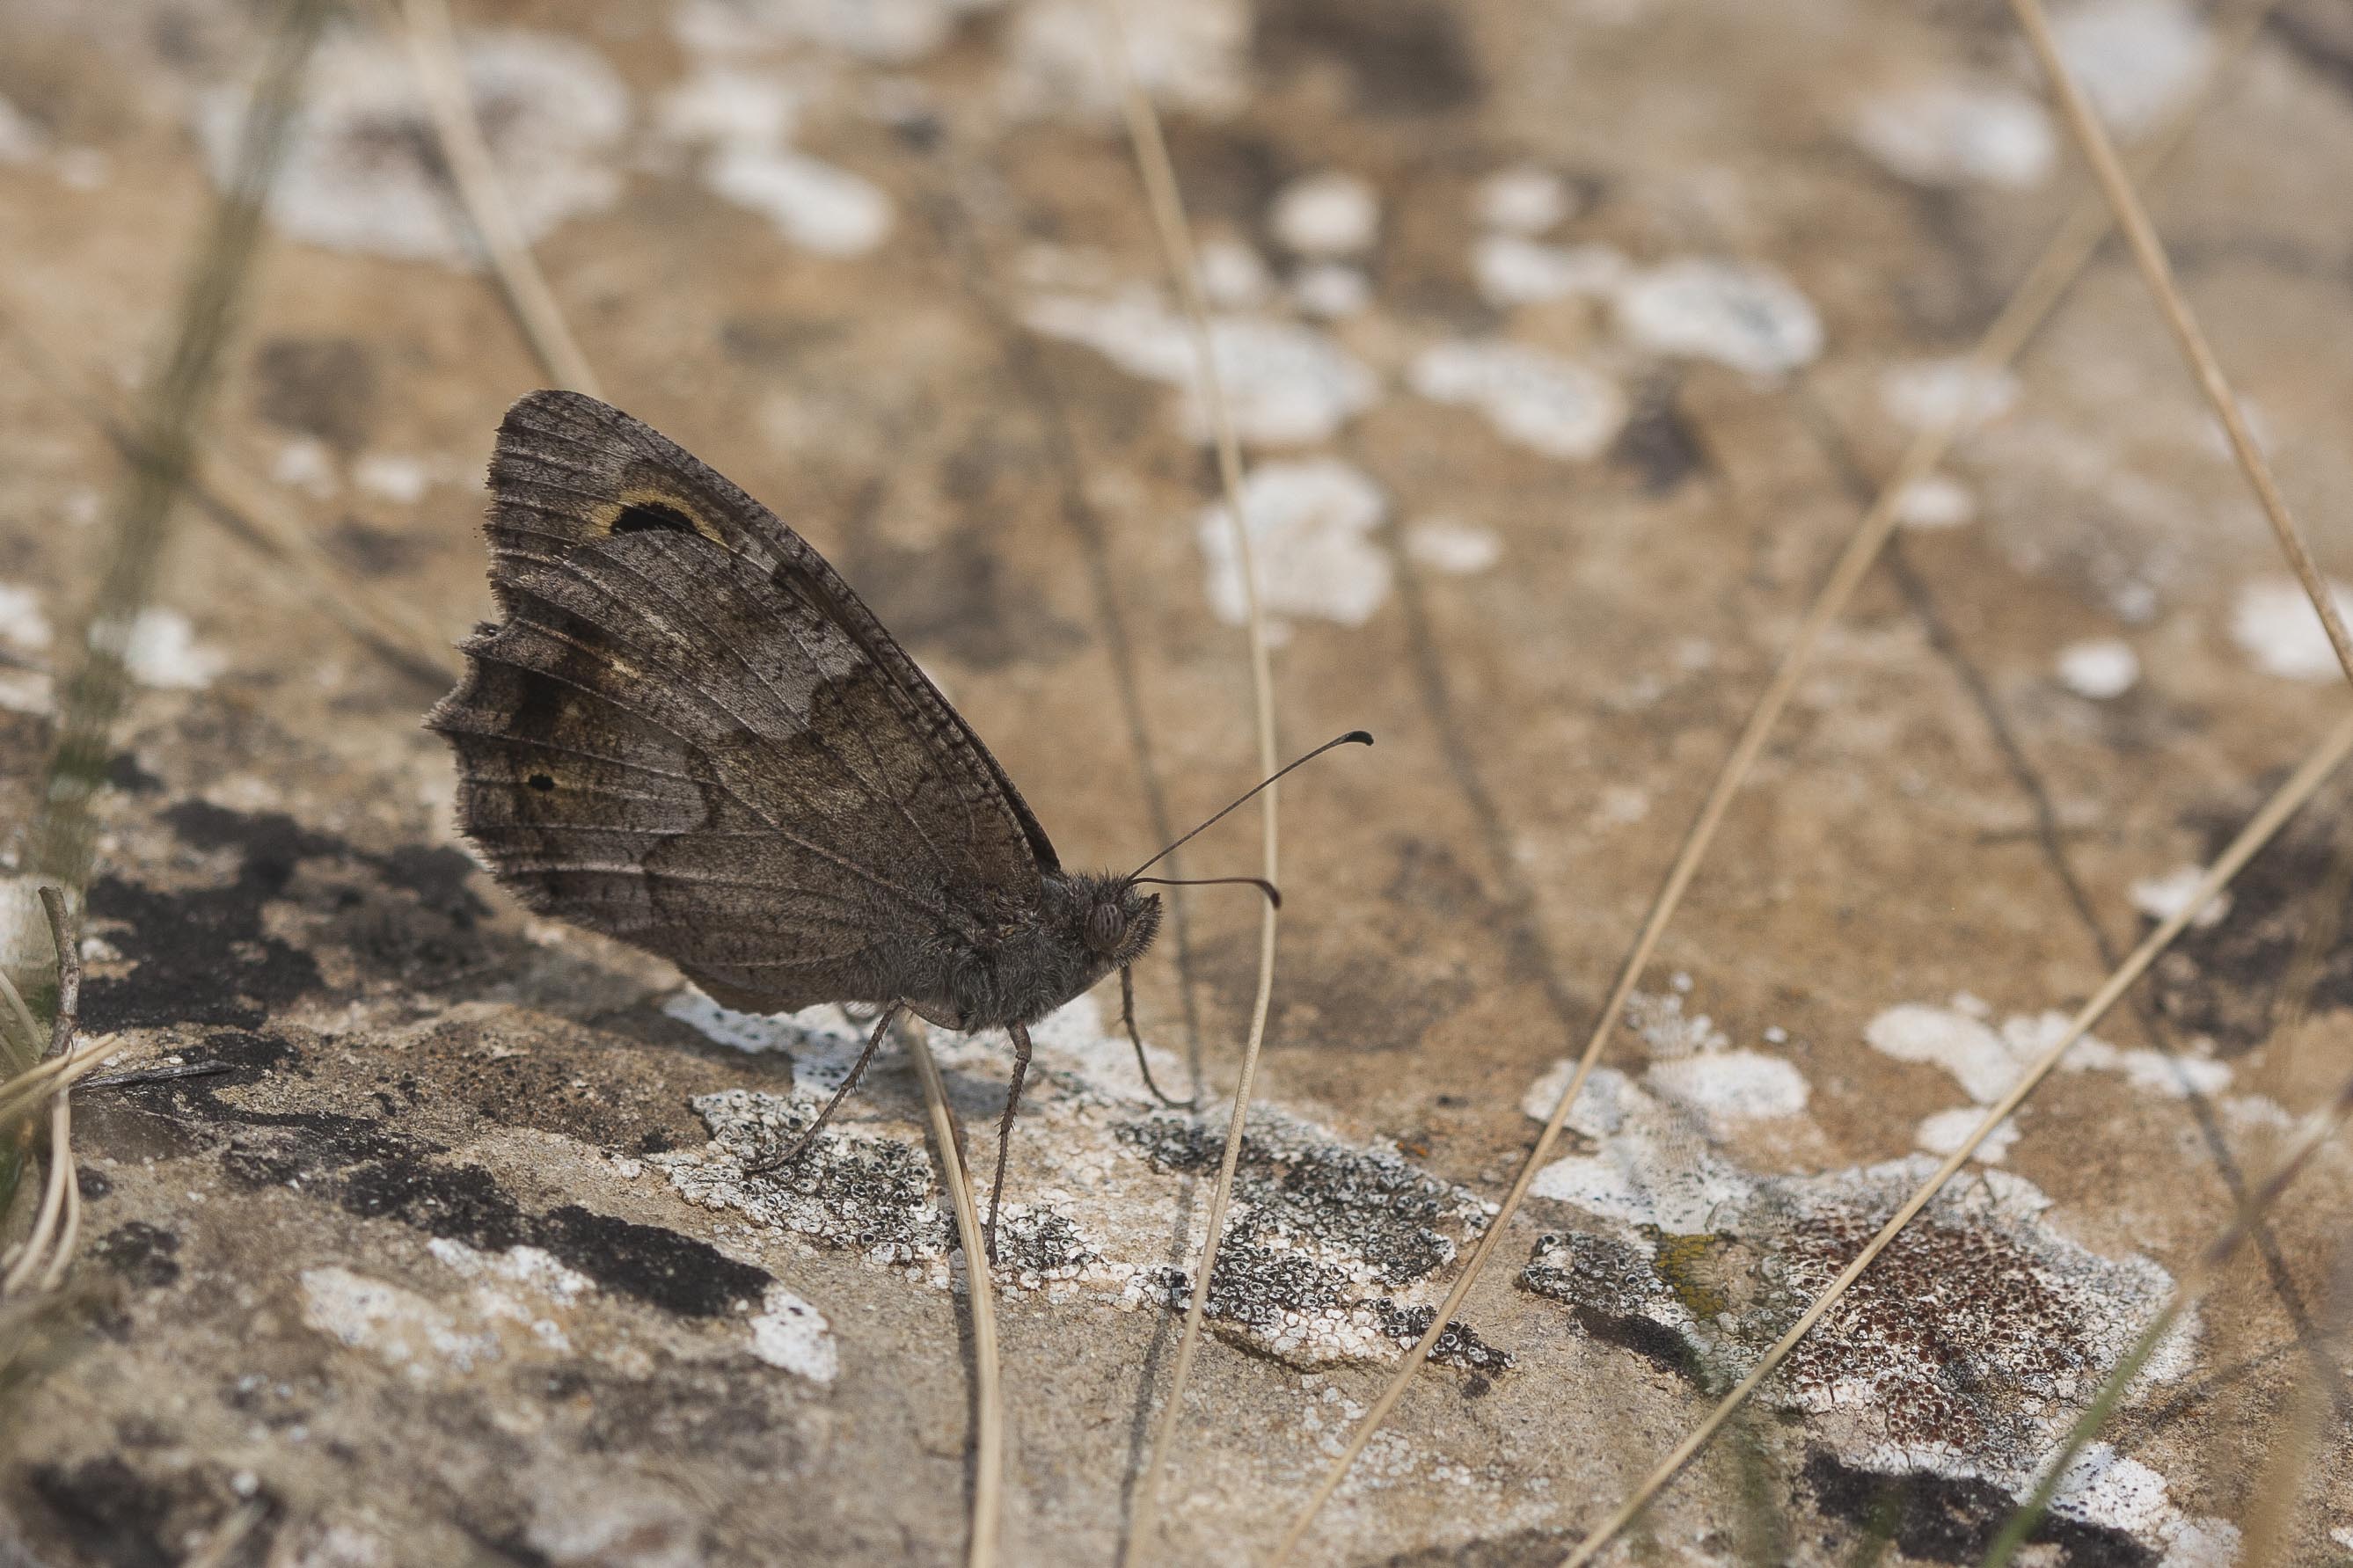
[427,390,1366,1257]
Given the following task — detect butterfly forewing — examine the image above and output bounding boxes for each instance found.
[428,390,1060,1013]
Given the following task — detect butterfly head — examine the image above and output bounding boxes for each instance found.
[1073,873,1162,968]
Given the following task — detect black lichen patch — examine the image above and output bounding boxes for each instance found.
[1257,0,1483,114]
[337,1149,771,1317]
[1803,1451,2155,1568]
[992,1206,1099,1280]
[1368,1301,1514,1372]
[82,800,498,1032]
[93,1221,181,1289]
[1119,1111,1494,1361]
[83,804,339,1032]
[340,1156,531,1251]
[533,1205,771,1318]
[24,1455,183,1568]
[251,334,377,452]
[1519,1231,1705,1385]
[670,1090,952,1261]
[1610,386,1705,494]
[2149,810,2353,1054]
[538,1360,807,1472]
[1116,1113,1473,1287]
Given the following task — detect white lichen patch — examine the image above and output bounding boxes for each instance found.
[656,64,800,152]
[353,453,433,505]
[1866,999,2232,1105]
[300,1266,504,1380]
[707,145,894,257]
[0,96,45,164]
[1644,1052,1809,1124]
[1195,458,1392,636]
[1472,237,1627,309]
[126,609,227,690]
[1025,289,1377,445]
[2052,0,2212,138]
[2129,864,2231,931]
[1894,473,1977,529]
[1001,0,1247,121]
[1195,237,1272,309]
[1517,1061,2204,1548]
[654,996,1502,1367]
[1290,264,1371,320]
[1880,357,2021,432]
[2229,576,2353,682]
[202,31,629,266]
[1614,259,1823,376]
[1403,519,1501,575]
[1472,167,1574,235]
[1269,171,1378,258]
[0,582,53,652]
[749,1283,839,1382]
[1849,82,2055,189]
[1408,339,1626,461]
[1916,1105,2022,1163]
[2057,637,2138,698]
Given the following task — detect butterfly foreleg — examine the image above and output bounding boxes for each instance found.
[982,1021,1031,1265]
[747,1002,902,1174]
[1121,965,1195,1109]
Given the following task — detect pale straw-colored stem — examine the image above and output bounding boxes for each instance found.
[392,0,603,397]
[909,1027,1003,1568]
[1556,708,2353,1567]
[1267,4,2277,1553]
[1099,2,1285,1563]
[2008,0,2353,690]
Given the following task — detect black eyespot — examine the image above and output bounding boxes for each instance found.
[527,773,556,791]
[610,501,700,536]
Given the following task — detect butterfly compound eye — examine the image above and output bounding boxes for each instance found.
[1085,900,1126,955]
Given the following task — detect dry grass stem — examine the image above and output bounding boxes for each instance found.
[0,300,457,689]
[2009,0,2353,689]
[26,0,325,906]
[1559,707,2353,1567]
[1100,1,1285,1561]
[908,1025,1003,1568]
[1267,9,2278,1552]
[391,0,603,397]
[1981,1055,2353,1565]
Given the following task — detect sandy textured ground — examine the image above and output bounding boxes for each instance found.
[4,0,2353,1563]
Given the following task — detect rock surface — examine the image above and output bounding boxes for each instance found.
[4,0,2353,1563]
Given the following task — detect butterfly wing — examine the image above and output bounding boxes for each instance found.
[427,390,1059,1013]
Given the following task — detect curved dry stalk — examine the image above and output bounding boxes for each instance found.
[1266,5,2278,1550]
[1981,1058,2353,1566]
[1100,0,1284,1558]
[2007,0,2353,689]
[390,0,603,397]
[908,1026,1003,1568]
[1556,707,2353,1567]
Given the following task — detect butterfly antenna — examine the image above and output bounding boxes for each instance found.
[1126,730,1372,882]
[1132,875,1281,909]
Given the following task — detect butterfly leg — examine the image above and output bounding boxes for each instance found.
[1121,965,1195,1109]
[983,1022,1032,1265]
[746,1003,902,1174]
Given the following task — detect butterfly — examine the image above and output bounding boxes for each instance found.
[427,390,1366,1257]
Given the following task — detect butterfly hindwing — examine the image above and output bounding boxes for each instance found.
[427,390,1058,1012]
